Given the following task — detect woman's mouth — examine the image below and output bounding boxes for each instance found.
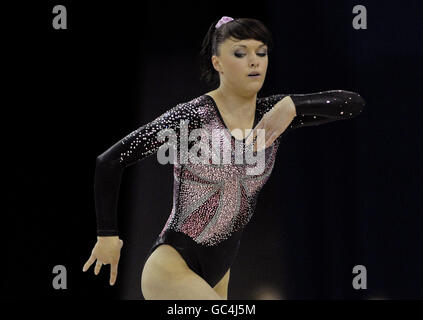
[248,72,261,78]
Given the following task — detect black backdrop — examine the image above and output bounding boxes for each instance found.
[3,0,422,300]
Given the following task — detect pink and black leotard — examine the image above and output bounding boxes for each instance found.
[94,90,365,288]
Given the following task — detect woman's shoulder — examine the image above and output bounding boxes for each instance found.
[166,93,216,123]
[175,92,214,108]
[257,93,289,114]
[257,93,288,106]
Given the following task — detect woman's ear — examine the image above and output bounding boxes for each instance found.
[211,55,221,73]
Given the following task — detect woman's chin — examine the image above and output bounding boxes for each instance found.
[245,82,264,92]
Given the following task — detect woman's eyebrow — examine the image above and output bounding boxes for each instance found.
[233,44,267,48]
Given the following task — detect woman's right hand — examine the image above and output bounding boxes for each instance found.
[82,236,124,286]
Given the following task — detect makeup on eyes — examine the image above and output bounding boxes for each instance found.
[234,52,267,57]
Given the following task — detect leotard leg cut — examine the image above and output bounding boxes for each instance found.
[143,229,242,288]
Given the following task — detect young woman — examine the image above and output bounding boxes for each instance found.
[82,16,365,300]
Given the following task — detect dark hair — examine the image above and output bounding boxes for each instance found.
[199,17,274,87]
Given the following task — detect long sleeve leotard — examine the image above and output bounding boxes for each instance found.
[93,90,365,287]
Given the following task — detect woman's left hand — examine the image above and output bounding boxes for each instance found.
[245,96,297,152]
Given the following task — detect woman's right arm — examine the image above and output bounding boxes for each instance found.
[94,101,203,237]
[83,100,203,285]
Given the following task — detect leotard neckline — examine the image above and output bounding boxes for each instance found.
[203,94,259,142]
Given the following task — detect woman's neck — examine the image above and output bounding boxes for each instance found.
[206,88,257,138]
[208,88,257,120]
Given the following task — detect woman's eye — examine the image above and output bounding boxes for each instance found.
[234,52,267,58]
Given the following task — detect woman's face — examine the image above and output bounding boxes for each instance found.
[212,37,268,95]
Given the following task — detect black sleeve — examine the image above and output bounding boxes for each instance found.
[260,90,366,131]
[287,90,366,130]
[94,102,203,236]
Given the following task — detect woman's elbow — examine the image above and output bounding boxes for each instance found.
[344,91,366,118]
[96,151,120,169]
[352,93,365,117]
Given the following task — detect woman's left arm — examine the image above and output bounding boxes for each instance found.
[287,90,366,131]
[247,90,366,151]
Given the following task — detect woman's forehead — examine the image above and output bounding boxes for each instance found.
[224,37,266,47]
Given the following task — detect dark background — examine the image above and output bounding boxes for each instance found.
[3,0,422,299]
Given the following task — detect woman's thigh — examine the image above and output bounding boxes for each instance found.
[141,244,223,300]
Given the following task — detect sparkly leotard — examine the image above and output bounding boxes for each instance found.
[94,90,365,288]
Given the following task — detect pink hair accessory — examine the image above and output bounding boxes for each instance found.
[215,16,234,29]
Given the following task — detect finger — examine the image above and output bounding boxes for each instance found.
[253,121,265,143]
[251,134,261,153]
[94,260,103,275]
[82,255,96,272]
[254,129,267,152]
[264,134,277,150]
[244,128,254,145]
[254,128,267,152]
[264,132,280,151]
[110,262,119,286]
[256,141,265,152]
[245,120,264,146]
[244,127,255,146]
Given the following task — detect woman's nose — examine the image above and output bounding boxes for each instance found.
[249,57,259,67]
